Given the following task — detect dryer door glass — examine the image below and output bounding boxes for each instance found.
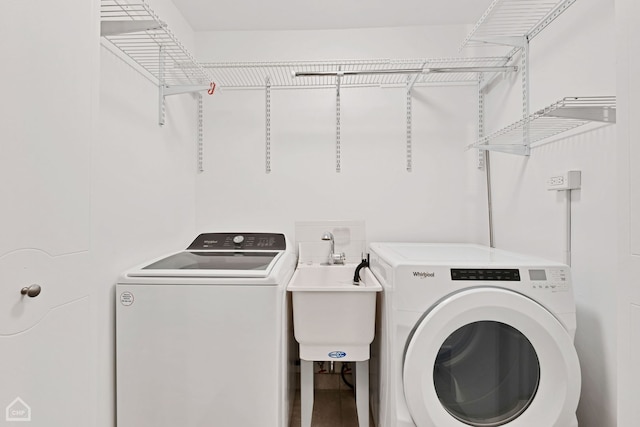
[433,321,540,426]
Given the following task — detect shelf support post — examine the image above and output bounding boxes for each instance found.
[197,93,204,173]
[265,76,272,174]
[478,72,495,247]
[406,76,413,172]
[521,36,531,155]
[336,69,341,173]
[158,45,166,126]
[477,73,485,170]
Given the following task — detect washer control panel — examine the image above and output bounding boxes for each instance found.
[187,233,286,250]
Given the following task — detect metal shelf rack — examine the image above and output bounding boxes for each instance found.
[458,0,616,157]
[460,0,577,51]
[202,57,515,90]
[100,0,215,126]
[202,57,517,173]
[471,96,617,155]
[460,0,578,113]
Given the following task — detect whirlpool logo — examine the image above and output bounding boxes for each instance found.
[413,271,435,279]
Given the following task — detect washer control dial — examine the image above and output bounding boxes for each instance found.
[233,235,245,245]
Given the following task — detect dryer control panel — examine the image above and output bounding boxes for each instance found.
[187,233,287,250]
[450,267,570,292]
[451,269,520,281]
[528,268,570,291]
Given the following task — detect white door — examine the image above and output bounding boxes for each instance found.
[0,0,95,425]
[403,288,580,427]
[0,250,91,426]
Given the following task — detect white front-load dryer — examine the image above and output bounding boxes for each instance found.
[368,243,581,427]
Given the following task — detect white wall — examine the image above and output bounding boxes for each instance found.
[194,26,489,244]
[2,0,618,424]
[484,0,617,425]
[93,1,200,426]
[194,1,616,426]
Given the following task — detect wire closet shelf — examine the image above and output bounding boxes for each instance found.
[100,0,214,88]
[460,0,576,50]
[472,96,617,155]
[202,57,515,90]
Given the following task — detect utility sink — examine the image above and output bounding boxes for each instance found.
[287,263,382,361]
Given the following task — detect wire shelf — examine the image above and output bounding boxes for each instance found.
[202,57,513,90]
[472,96,616,155]
[460,0,576,50]
[100,0,213,87]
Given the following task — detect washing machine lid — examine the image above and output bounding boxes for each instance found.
[125,233,287,279]
[403,287,580,427]
[141,250,279,271]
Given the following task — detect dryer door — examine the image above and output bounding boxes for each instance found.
[403,287,580,427]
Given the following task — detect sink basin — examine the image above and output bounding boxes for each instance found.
[288,263,381,291]
[287,264,382,361]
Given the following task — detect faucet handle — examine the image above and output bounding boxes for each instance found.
[330,252,346,264]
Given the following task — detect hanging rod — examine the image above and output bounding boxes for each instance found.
[293,66,518,78]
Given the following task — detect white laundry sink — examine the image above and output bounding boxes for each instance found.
[287,264,381,361]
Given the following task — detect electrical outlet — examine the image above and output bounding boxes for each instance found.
[547,171,581,191]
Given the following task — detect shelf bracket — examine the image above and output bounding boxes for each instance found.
[465,36,527,48]
[164,85,213,96]
[407,61,426,92]
[479,63,518,94]
[545,106,617,123]
[100,20,165,37]
[406,77,413,172]
[477,144,530,156]
[266,76,271,174]
[336,69,341,173]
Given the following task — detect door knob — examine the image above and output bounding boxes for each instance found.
[21,284,42,298]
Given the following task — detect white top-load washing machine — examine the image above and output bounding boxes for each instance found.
[368,243,581,427]
[116,232,297,427]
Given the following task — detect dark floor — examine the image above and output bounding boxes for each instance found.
[290,373,375,427]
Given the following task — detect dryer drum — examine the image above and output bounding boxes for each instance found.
[433,321,541,427]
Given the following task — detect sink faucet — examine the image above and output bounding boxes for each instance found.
[321,232,346,265]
